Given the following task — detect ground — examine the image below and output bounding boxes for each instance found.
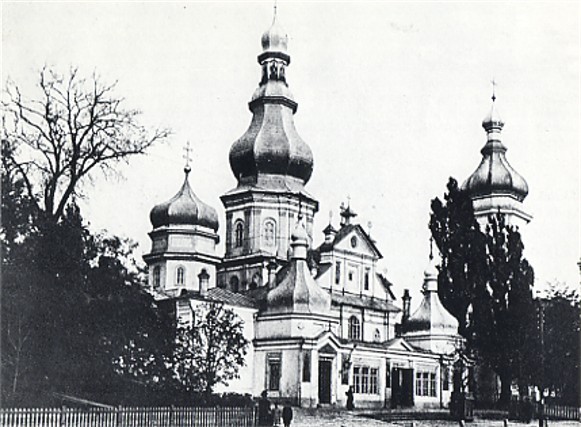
[290,407,580,427]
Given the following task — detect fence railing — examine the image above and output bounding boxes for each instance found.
[537,403,581,421]
[0,406,257,427]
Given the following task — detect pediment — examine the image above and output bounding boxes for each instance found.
[333,225,382,259]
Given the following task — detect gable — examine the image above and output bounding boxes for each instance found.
[385,337,416,352]
[333,225,382,259]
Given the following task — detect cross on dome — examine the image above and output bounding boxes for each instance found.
[183,141,193,174]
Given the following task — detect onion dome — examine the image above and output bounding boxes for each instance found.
[401,257,458,334]
[261,15,289,56]
[266,221,331,314]
[229,13,313,190]
[462,95,529,201]
[150,166,219,231]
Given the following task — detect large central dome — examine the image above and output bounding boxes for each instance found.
[229,15,314,189]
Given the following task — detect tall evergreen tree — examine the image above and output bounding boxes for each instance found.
[430,177,538,405]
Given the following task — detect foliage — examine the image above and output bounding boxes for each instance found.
[430,177,538,405]
[1,68,172,405]
[429,177,487,337]
[537,282,580,406]
[173,302,249,394]
[2,67,169,224]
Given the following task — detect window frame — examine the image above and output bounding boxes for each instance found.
[348,315,361,341]
[176,266,185,286]
[267,353,282,391]
[234,220,244,248]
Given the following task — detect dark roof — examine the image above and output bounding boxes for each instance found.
[331,292,400,312]
[173,287,258,309]
[376,272,397,301]
[315,223,383,259]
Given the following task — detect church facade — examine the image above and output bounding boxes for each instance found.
[143,14,529,410]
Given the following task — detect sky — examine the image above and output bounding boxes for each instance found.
[2,1,580,306]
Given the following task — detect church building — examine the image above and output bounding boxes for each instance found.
[143,12,529,409]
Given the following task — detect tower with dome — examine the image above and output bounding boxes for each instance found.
[462,92,531,228]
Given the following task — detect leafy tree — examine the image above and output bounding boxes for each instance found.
[430,178,538,405]
[429,177,487,337]
[2,67,169,224]
[173,302,249,394]
[537,282,580,406]
[1,68,172,404]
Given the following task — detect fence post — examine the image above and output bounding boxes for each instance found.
[60,405,66,427]
[116,405,123,427]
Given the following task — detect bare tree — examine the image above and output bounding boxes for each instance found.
[2,67,170,223]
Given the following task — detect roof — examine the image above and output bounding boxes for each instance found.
[172,287,258,309]
[376,272,397,301]
[315,223,383,259]
[331,292,400,313]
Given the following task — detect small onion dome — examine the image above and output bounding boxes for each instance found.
[482,100,504,131]
[150,167,219,230]
[462,100,529,201]
[291,220,309,245]
[261,15,288,54]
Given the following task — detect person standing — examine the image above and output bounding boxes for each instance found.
[258,390,271,426]
[346,386,354,410]
[272,403,282,426]
[282,405,293,427]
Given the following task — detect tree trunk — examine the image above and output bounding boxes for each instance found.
[499,370,512,408]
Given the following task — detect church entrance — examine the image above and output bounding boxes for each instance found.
[391,367,414,407]
[318,359,332,404]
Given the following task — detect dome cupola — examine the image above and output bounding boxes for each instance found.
[229,11,314,191]
[150,166,219,231]
[462,93,529,201]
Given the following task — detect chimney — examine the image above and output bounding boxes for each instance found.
[198,269,210,297]
[402,289,411,323]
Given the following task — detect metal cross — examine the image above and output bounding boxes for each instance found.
[491,78,498,102]
[183,141,192,168]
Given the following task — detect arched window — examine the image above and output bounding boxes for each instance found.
[230,276,240,293]
[374,328,381,343]
[153,266,161,288]
[263,218,276,246]
[176,266,185,286]
[234,221,244,248]
[348,316,361,341]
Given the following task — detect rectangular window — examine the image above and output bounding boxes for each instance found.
[335,262,341,285]
[416,370,437,397]
[302,352,311,382]
[352,365,379,395]
[415,372,422,396]
[385,361,391,388]
[361,367,369,393]
[430,372,437,397]
[267,353,281,391]
[370,368,378,394]
[364,269,370,290]
[422,372,429,396]
[443,366,450,391]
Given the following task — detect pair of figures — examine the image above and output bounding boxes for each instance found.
[258,391,293,427]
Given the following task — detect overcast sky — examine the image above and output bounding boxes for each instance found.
[3,1,579,305]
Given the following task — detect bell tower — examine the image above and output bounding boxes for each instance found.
[219,13,318,292]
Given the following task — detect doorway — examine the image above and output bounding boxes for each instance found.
[391,367,414,407]
[318,359,332,404]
